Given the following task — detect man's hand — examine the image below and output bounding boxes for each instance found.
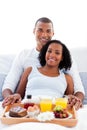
[68,94,83,110]
[2,93,22,108]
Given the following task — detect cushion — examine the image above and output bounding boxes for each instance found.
[0,54,15,75]
[0,74,6,101]
[79,72,87,104]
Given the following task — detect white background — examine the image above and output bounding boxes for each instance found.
[0,0,87,54]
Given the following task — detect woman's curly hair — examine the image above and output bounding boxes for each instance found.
[38,39,72,71]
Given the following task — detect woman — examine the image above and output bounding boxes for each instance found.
[2,40,74,107]
[16,39,74,98]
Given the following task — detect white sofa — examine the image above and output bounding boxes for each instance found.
[0,47,87,104]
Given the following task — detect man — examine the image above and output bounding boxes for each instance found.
[2,17,85,109]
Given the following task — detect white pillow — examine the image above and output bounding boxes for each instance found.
[80,72,87,104]
[0,74,6,100]
[0,54,15,75]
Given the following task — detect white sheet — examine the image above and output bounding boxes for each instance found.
[1,122,71,130]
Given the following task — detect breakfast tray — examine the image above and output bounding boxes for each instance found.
[0,103,78,127]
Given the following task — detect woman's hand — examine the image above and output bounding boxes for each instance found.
[2,93,22,108]
[67,94,83,110]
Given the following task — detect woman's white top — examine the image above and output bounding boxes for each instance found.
[25,66,67,98]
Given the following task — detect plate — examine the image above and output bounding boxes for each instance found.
[5,111,72,120]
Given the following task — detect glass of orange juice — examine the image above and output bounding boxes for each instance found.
[40,99,52,112]
[55,98,68,109]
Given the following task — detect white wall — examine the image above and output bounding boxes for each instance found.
[0,0,87,54]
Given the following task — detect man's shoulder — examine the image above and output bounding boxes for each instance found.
[13,48,35,62]
[19,48,35,56]
[21,48,34,54]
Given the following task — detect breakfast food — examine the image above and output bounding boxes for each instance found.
[22,96,40,109]
[22,95,35,109]
[9,106,27,117]
[40,99,52,112]
[53,106,69,118]
[55,98,68,109]
[27,104,40,117]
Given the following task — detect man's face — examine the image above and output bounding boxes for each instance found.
[33,21,54,51]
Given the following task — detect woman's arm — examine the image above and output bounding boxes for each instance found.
[65,74,74,95]
[16,67,32,98]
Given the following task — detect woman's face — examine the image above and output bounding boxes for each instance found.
[45,43,63,67]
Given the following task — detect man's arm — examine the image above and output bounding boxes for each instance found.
[65,58,85,110]
[66,57,85,96]
[1,52,23,107]
[2,50,26,99]
[2,88,13,99]
[68,92,84,110]
[74,91,84,101]
[1,51,24,107]
[2,49,33,107]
